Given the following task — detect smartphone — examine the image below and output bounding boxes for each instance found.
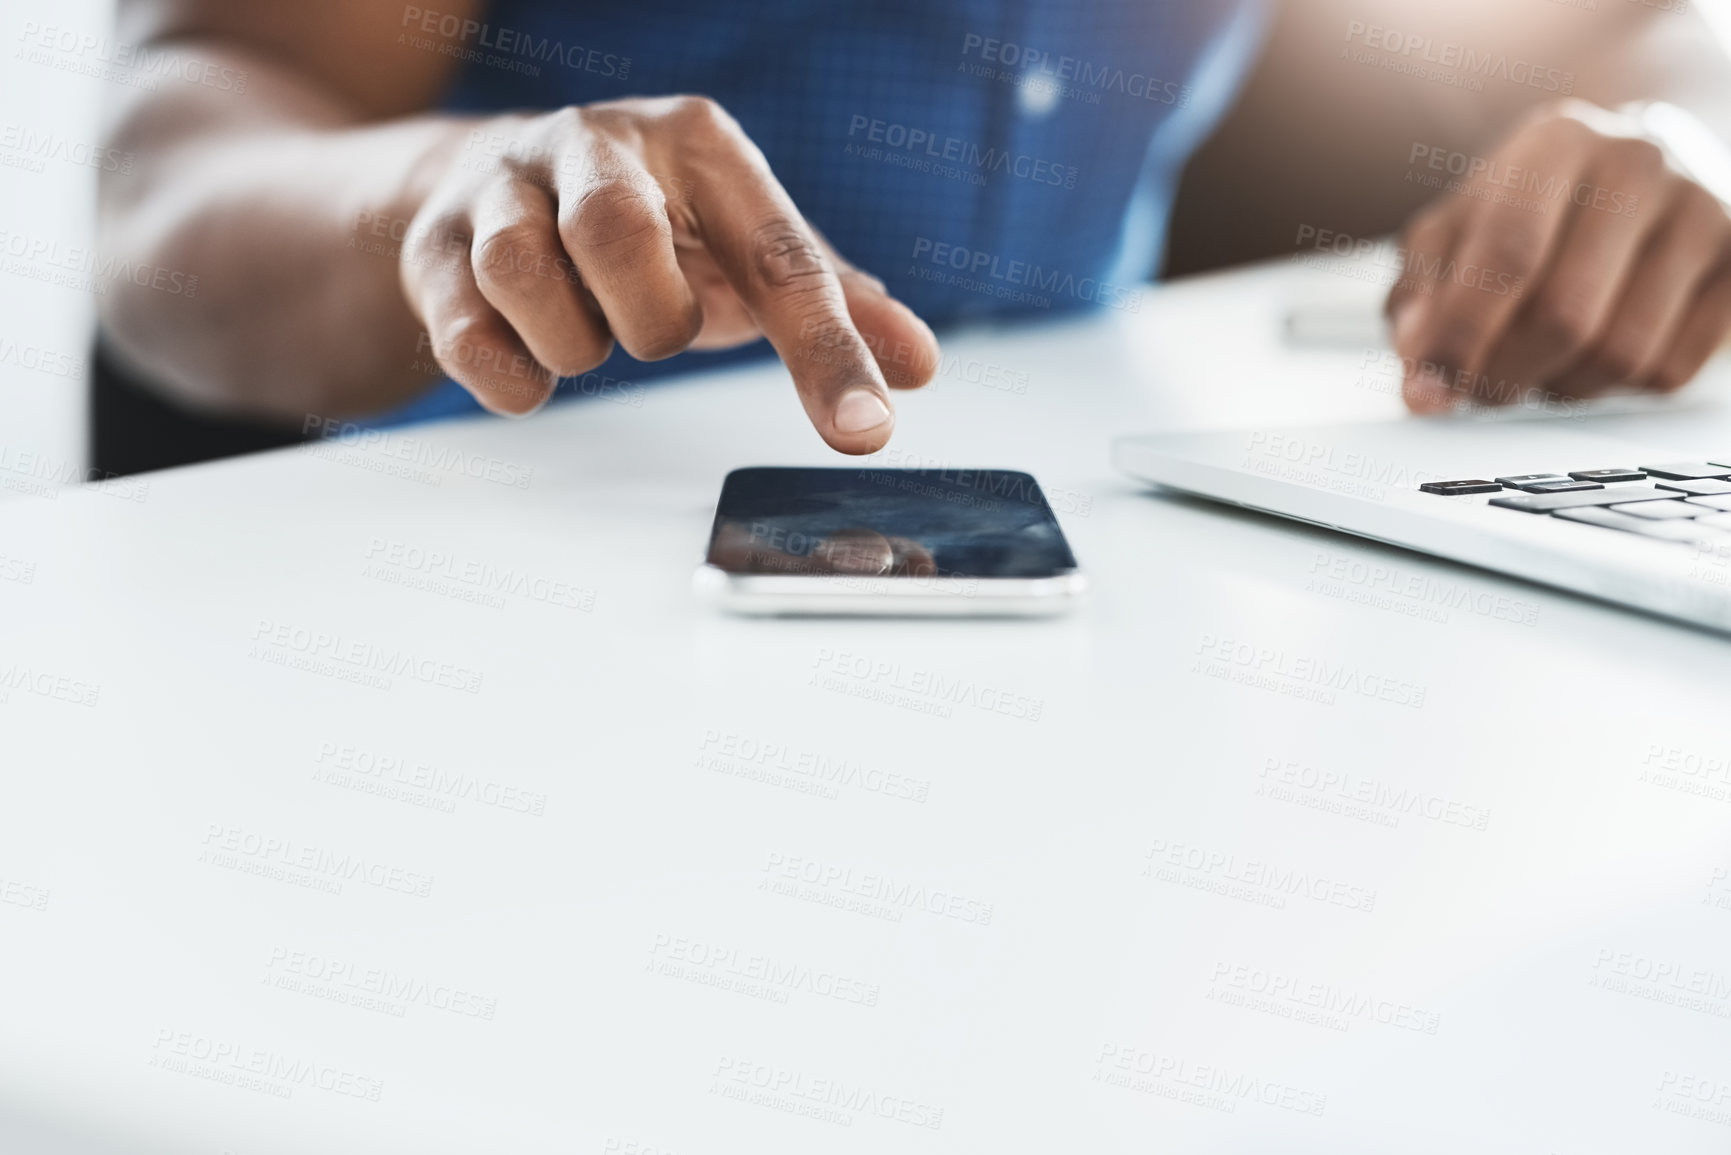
[695,466,1085,616]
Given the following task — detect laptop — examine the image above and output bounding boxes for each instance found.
[1113,400,1731,632]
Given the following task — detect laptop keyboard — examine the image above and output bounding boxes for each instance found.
[1419,463,1731,545]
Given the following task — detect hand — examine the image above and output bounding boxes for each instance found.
[1388,100,1731,414]
[400,95,939,452]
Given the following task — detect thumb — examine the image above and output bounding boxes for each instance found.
[810,231,940,391]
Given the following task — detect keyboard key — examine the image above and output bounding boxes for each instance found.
[1552,507,1710,542]
[1569,468,1646,483]
[1490,485,1683,513]
[1611,500,1704,519]
[1523,480,1603,493]
[1637,462,1731,480]
[1693,512,1731,531]
[1418,479,1502,495]
[1655,477,1731,496]
[1684,494,1731,512]
[1495,473,1573,490]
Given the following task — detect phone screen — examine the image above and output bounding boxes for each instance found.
[705,467,1079,579]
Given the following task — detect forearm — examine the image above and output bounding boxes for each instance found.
[98,39,470,421]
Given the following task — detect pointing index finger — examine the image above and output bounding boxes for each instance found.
[663,104,894,453]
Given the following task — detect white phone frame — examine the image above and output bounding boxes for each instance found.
[692,564,1087,617]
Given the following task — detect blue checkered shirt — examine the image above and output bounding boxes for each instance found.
[381,0,1267,425]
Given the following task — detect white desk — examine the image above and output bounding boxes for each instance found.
[3,262,1730,1154]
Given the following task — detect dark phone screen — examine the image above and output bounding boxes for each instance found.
[705,467,1079,579]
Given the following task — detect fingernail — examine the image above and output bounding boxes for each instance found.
[834,389,891,434]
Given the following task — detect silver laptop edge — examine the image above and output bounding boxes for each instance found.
[1114,418,1731,633]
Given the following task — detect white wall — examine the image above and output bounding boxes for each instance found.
[0,0,116,496]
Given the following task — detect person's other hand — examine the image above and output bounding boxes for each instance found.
[401,96,939,452]
[1388,100,1731,414]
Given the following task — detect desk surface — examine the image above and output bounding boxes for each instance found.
[3,262,1730,1154]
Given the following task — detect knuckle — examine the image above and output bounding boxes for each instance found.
[1528,290,1598,351]
[750,218,830,291]
[433,311,501,366]
[565,177,662,255]
[1608,136,1665,178]
[472,221,547,283]
[1677,182,1729,231]
[668,93,736,135]
[400,209,471,275]
[1410,197,1455,230]
[414,209,471,250]
[787,307,867,377]
[793,311,856,357]
[545,104,593,141]
[794,311,853,344]
[1543,108,1598,148]
[1474,221,1546,278]
[1403,214,1451,253]
[1519,99,1573,131]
